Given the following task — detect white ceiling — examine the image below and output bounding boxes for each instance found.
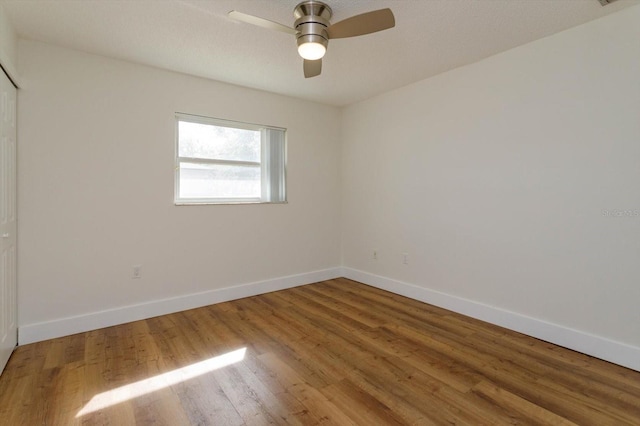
[2,0,639,106]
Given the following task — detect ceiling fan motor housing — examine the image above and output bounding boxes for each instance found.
[294,1,332,52]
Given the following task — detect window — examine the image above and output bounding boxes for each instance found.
[175,114,286,204]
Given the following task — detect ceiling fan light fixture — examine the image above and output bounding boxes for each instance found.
[297,34,328,60]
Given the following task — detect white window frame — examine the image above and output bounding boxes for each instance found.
[175,113,287,205]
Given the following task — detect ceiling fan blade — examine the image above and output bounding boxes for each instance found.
[304,59,322,78]
[326,8,395,39]
[228,11,298,35]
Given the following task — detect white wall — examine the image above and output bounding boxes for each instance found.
[17,40,342,341]
[342,6,640,370]
[0,3,18,79]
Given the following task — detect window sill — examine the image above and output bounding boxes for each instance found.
[174,200,288,206]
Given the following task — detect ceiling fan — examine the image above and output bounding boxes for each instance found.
[228,1,395,78]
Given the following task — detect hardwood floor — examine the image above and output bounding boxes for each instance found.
[1,278,639,425]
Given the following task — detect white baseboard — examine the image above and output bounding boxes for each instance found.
[18,267,342,345]
[19,266,640,373]
[342,267,640,372]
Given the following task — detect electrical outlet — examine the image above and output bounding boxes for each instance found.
[132,265,142,279]
[402,253,409,265]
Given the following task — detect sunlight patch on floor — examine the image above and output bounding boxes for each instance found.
[76,347,247,417]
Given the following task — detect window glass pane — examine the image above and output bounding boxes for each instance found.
[179,162,261,199]
[179,121,260,162]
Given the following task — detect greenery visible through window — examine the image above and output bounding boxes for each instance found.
[175,114,286,204]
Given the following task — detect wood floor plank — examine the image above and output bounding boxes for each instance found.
[319,378,407,426]
[172,369,245,425]
[257,351,358,426]
[472,380,580,426]
[242,353,330,425]
[1,278,639,425]
[390,322,638,425]
[213,365,282,425]
[466,331,640,422]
